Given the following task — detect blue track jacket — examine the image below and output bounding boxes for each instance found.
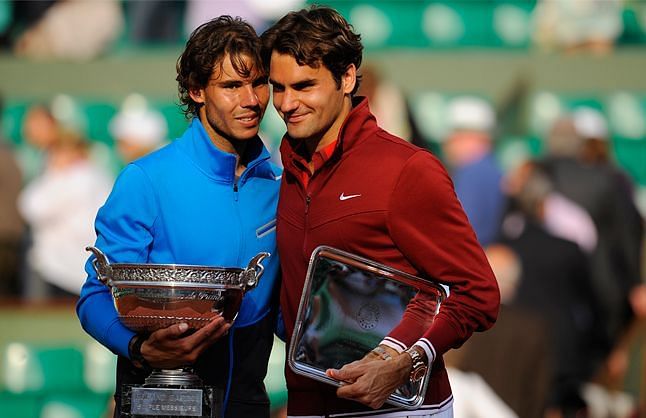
[76,119,281,415]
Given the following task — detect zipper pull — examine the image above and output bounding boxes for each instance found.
[305,195,311,214]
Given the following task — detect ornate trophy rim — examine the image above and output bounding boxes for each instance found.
[85,246,270,333]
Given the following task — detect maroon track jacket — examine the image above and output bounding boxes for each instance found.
[277,97,500,416]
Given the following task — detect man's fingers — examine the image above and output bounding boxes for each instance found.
[151,322,189,341]
[336,381,365,399]
[326,361,362,381]
[182,315,227,345]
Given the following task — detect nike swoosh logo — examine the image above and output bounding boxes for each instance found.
[339,193,362,201]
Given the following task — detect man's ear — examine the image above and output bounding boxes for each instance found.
[341,64,357,95]
[189,88,205,104]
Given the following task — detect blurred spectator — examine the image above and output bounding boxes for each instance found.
[533,0,623,54]
[109,94,167,163]
[185,0,303,36]
[446,244,550,418]
[447,366,518,418]
[0,97,25,297]
[18,102,112,299]
[358,63,412,141]
[542,117,644,356]
[504,160,598,254]
[501,164,607,417]
[570,107,646,416]
[0,0,55,49]
[126,1,184,45]
[442,96,505,246]
[574,106,643,207]
[13,0,124,61]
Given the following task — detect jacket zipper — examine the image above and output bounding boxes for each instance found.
[303,193,311,255]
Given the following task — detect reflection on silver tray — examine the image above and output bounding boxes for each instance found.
[289,246,446,410]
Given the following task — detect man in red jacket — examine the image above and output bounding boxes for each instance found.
[262,6,500,417]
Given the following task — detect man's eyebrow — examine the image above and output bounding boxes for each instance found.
[269,78,316,88]
[269,78,283,87]
[217,79,243,87]
[293,79,315,89]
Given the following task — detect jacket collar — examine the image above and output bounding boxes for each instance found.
[177,118,272,183]
[280,96,380,177]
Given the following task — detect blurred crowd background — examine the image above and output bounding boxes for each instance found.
[0,1,645,418]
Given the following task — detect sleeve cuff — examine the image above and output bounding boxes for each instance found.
[413,337,436,366]
[379,336,408,353]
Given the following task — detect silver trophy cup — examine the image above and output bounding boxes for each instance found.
[86,246,269,418]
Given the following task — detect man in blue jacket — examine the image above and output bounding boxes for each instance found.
[77,16,281,418]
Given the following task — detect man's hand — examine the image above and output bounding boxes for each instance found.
[140,315,231,369]
[326,346,412,409]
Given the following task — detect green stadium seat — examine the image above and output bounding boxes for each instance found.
[82,341,116,395]
[80,101,118,146]
[528,91,605,138]
[307,0,534,50]
[496,135,543,172]
[1,101,30,145]
[492,1,535,48]
[1,343,85,394]
[153,101,189,141]
[40,393,111,418]
[264,337,287,410]
[619,2,646,45]
[613,138,646,186]
[528,91,646,186]
[409,91,493,143]
[0,392,40,418]
[606,91,646,140]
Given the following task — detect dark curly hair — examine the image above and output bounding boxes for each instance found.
[261,6,363,95]
[176,16,265,119]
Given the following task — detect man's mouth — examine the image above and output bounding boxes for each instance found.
[236,114,259,124]
[286,113,307,123]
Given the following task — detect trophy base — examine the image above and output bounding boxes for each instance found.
[121,369,222,418]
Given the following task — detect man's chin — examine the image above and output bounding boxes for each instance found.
[286,127,309,141]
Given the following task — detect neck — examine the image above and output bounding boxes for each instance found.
[199,111,249,175]
[307,96,353,156]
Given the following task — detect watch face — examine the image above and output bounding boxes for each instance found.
[411,366,428,383]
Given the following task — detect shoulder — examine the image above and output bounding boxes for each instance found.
[359,128,445,172]
[130,141,180,172]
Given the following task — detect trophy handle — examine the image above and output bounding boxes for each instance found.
[240,252,270,291]
[85,246,113,287]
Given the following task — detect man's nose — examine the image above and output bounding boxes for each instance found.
[279,89,298,114]
[240,85,259,108]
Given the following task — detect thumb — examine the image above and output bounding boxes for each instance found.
[154,322,189,340]
[327,363,361,381]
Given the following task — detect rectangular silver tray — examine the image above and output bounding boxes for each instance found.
[289,246,446,409]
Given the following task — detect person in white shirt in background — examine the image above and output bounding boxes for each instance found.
[109,94,168,164]
[18,102,112,299]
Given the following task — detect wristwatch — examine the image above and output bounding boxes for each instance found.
[128,335,150,370]
[404,345,428,383]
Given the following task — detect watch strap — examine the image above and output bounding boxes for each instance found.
[129,335,150,371]
[405,345,428,382]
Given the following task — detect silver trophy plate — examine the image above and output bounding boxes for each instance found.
[289,246,446,410]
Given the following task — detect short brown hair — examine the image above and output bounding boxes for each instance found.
[176,16,265,119]
[261,6,363,95]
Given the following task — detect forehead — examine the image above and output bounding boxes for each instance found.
[269,51,330,82]
[211,53,263,81]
